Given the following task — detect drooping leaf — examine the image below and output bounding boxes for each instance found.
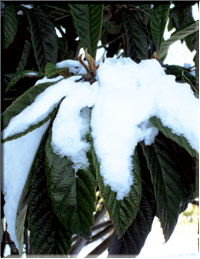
[150,4,170,53]
[69,3,104,59]
[159,21,199,60]
[94,143,142,238]
[5,70,42,93]
[175,142,197,212]
[2,4,18,49]
[2,79,63,137]
[150,116,198,159]
[122,10,151,62]
[16,40,32,73]
[45,132,96,239]
[28,129,72,254]
[25,7,58,72]
[109,144,156,255]
[141,133,183,241]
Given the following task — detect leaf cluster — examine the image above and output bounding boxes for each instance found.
[1,2,199,257]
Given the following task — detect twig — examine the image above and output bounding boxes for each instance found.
[85,235,112,257]
[97,35,122,49]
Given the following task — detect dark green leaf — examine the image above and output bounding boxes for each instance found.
[159,21,199,60]
[69,3,103,59]
[25,7,58,72]
[3,4,18,49]
[5,70,42,93]
[122,10,150,62]
[109,144,156,255]
[16,40,32,72]
[150,117,198,158]
[103,20,120,35]
[45,62,70,78]
[28,130,72,254]
[150,4,170,53]
[95,144,142,238]
[45,132,96,239]
[2,79,63,138]
[141,134,183,241]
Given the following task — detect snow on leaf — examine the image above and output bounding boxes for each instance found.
[91,58,198,200]
[2,76,81,140]
[2,121,50,252]
[2,57,199,250]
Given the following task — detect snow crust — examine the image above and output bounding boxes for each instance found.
[91,58,199,199]
[2,76,81,139]
[2,121,49,251]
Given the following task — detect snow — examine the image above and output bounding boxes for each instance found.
[2,121,50,252]
[51,82,98,171]
[2,76,81,139]
[91,58,198,199]
[2,56,199,251]
[21,4,33,9]
[34,75,63,86]
[25,72,38,76]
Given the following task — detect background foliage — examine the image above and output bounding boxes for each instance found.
[1,1,199,257]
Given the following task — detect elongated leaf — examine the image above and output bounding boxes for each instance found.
[122,10,151,62]
[109,144,156,255]
[5,70,42,93]
[159,21,199,60]
[16,40,31,72]
[94,144,142,238]
[150,116,198,158]
[45,132,96,239]
[2,79,62,137]
[25,7,58,72]
[150,4,170,53]
[28,129,72,254]
[141,134,183,241]
[69,3,103,59]
[3,4,18,49]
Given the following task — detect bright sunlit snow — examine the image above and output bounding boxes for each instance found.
[2,121,49,252]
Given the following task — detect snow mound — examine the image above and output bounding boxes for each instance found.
[91,58,198,200]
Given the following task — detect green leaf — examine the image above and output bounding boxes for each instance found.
[159,21,199,60]
[122,10,150,62]
[25,7,58,72]
[5,70,42,93]
[45,62,70,78]
[94,144,142,238]
[150,116,198,159]
[150,4,170,53]
[2,4,18,49]
[28,130,72,254]
[45,132,96,239]
[109,144,156,255]
[2,79,63,139]
[16,40,32,72]
[141,134,183,241]
[69,3,103,59]
[103,20,120,35]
